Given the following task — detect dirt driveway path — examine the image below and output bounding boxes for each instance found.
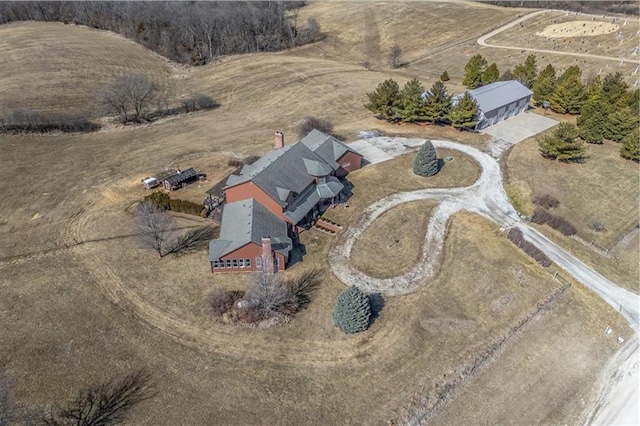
[330,136,639,425]
[477,10,640,65]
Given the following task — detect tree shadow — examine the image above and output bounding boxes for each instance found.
[369,293,385,326]
[286,240,307,269]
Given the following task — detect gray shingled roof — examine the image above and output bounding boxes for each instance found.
[224,140,336,207]
[300,129,359,167]
[209,199,292,260]
[464,80,532,114]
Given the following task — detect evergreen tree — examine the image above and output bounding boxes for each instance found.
[513,54,538,88]
[423,81,452,124]
[333,286,371,334]
[627,88,639,112]
[577,99,609,144]
[482,63,500,85]
[550,68,586,114]
[463,54,487,89]
[440,70,450,82]
[449,92,479,130]
[585,75,603,101]
[620,127,640,161]
[538,122,587,161]
[413,140,439,176]
[365,79,401,122]
[532,64,557,105]
[399,78,426,122]
[605,106,639,142]
[601,72,629,106]
[498,69,513,81]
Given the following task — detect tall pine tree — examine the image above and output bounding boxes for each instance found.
[601,72,629,106]
[399,78,426,122]
[482,63,500,85]
[423,81,452,124]
[605,106,639,142]
[449,92,479,130]
[620,127,640,162]
[513,54,538,88]
[463,54,487,89]
[365,79,401,122]
[538,123,587,161]
[585,75,603,101]
[577,99,609,144]
[550,67,585,114]
[532,63,557,105]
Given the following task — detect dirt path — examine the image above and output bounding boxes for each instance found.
[477,10,640,65]
[331,136,640,425]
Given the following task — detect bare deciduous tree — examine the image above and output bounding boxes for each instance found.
[296,116,334,138]
[388,43,401,69]
[42,369,155,426]
[164,226,216,256]
[136,200,176,258]
[245,271,296,318]
[98,74,158,123]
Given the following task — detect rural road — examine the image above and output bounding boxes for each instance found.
[334,136,639,425]
[477,10,640,65]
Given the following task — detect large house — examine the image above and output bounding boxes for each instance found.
[208,130,363,273]
[454,80,533,130]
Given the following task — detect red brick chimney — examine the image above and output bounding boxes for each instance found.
[261,237,275,274]
[274,131,284,150]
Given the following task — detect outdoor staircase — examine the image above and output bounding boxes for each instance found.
[314,217,343,235]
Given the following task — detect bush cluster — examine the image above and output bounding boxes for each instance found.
[144,191,205,216]
[181,94,218,113]
[0,109,99,134]
[296,116,334,138]
[531,208,577,236]
[532,194,559,209]
[208,268,322,326]
[507,228,552,267]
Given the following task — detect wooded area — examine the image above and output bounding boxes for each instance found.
[0,1,321,65]
[478,1,639,16]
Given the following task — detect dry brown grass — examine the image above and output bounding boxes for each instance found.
[505,137,639,292]
[488,11,640,62]
[351,200,439,278]
[324,148,481,225]
[0,5,635,423]
[0,22,173,118]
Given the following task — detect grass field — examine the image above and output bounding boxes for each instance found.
[504,135,639,292]
[0,2,636,423]
[0,22,173,118]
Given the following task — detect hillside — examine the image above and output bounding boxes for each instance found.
[0,21,172,118]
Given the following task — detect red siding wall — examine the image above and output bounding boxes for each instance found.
[211,242,286,273]
[224,182,291,223]
[337,151,363,173]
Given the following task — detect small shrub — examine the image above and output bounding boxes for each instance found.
[227,158,244,167]
[588,219,605,233]
[507,228,552,267]
[182,94,218,112]
[533,194,560,209]
[531,208,577,236]
[440,70,450,82]
[413,140,439,177]
[207,289,244,317]
[333,286,371,334]
[297,116,334,138]
[144,191,170,210]
[235,304,263,324]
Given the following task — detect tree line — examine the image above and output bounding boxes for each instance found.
[365,78,480,130]
[0,1,321,65]
[477,1,639,16]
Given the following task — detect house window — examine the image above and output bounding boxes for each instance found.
[239,259,245,268]
[232,259,239,268]
[274,257,280,269]
[245,258,251,268]
[212,260,222,269]
[225,259,232,268]
[256,257,262,269]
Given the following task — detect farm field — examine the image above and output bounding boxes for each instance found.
[0,1,637,424]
